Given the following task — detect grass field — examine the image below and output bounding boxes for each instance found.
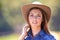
[0,33,19,40]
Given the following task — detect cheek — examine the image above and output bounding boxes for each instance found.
[28,17,33,24]
[37,18,42,24]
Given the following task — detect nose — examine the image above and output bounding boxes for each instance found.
[33,16,37,19]
[33,16,38,21]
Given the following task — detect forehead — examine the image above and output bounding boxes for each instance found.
[29,9,42,15]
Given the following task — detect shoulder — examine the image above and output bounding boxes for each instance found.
[44,34,56,40]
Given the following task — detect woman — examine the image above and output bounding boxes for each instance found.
[19,2,56,40]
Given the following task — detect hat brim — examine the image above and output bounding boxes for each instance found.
[21,4,51,23]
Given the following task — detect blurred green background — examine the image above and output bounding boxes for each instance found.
[0,0,60,40]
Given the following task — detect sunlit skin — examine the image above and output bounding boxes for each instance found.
[29,9,42,28]
[28,9,43,36]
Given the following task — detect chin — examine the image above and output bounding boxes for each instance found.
[31,24,38,27]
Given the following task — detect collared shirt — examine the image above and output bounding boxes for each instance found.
[24,29,56,40]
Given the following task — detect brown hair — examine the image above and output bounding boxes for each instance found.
[27,7,50,34]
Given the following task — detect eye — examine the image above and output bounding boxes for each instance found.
[37,15,41,17]
[30,14,33,17]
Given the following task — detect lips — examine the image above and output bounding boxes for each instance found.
[32,22,37,24]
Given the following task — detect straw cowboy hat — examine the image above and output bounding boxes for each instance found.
[21,1,51,23]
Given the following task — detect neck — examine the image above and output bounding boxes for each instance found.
[31,26,41,37]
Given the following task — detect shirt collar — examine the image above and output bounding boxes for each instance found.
[28,29,46,37]
[38,29,46,36]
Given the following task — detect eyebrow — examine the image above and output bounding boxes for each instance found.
[30,13,42,16]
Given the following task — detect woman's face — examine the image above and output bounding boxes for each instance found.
[28,9,43,27]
